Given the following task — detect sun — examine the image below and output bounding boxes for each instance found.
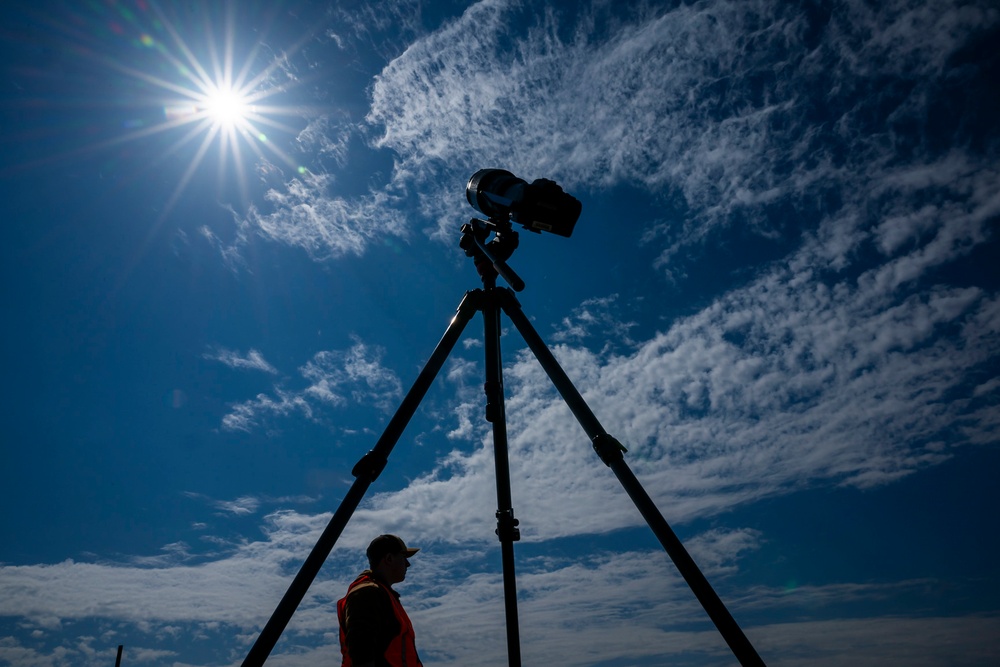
[203,86,252,129]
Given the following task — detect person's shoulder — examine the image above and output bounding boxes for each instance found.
[346,578,394,613]
[348,577,388,601]
[351,581,382,594]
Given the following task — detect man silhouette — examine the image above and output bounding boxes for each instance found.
[337,535,423,667]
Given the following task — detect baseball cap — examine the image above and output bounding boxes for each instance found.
[367,534,420,564]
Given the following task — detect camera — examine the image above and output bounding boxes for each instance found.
[466,169,582,238]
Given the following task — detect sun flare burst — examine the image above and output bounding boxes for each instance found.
[203,86,252,129]
[68,2,315,221]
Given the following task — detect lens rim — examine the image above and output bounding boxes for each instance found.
[467,168,521,218]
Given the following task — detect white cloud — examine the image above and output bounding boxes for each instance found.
[222,388,313,433]
[301,339,403,410]
[203,347,279,374]
[213,496,261,516]
[294,114,352,169]
[248,171,410,261]
[551,294,638,349]
[327,0,424,61]
[220,339,402,432]
[365,0,998,270]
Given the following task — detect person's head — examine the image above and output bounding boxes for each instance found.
[366,534,419,584]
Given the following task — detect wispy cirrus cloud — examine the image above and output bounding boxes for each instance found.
[182,492,261,517]
[221,338,402,432]
[550,294,639,349]
[301,339,403,410]
[220,0,999,285]
[365,0,998,267]
[203,347,279,374]
[243,171,409,261]
[204,168,411,264]
[221,388,313,433]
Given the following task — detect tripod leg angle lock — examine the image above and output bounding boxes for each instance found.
[592,433,628,466]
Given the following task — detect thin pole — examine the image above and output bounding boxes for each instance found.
[115,645,123,667]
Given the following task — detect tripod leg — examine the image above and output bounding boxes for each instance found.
[498,288,766,667]
[241,291,482,667]
[483,289,523,667]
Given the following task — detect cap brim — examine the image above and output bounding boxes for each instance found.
[404,547,420,557]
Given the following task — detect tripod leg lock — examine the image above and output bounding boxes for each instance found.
[592,434,628,467]
[351,450,388,482]
[484,380,503,423]
[495,509,521,542]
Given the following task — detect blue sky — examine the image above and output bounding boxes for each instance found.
[1,0,999,665]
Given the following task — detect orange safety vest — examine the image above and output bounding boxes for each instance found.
[337,572,422,667]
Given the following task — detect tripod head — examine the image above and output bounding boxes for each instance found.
[461,169,582,292]
[460,217,525,291]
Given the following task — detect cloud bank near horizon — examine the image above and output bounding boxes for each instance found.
[4,508,1000,666]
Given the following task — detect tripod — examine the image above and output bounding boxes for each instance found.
[241,218,765,667]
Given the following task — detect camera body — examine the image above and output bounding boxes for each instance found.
[466,169,582,238]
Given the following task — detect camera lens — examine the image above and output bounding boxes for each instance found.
[466,169,581,238]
